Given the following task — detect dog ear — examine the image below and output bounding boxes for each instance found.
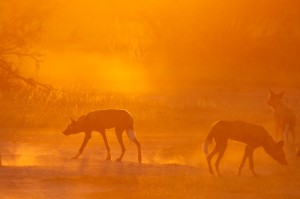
[70,117,76,123]
[268,89,274,96]
[297,147,300,157]
[277,140,284,148]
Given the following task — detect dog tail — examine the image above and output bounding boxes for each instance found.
[202,122,218,156]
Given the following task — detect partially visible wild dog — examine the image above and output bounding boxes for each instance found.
[268,90,296,146]
[63,109,142,163]
[202,120,287,177]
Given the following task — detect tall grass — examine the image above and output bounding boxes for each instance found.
[1,86,294,140]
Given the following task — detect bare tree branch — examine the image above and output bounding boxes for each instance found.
[0,60,52,91]
[0,0,53,92]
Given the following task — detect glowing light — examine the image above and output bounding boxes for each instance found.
[41,53,149,93]
[99,58,148,93]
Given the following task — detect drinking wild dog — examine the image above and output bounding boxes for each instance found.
[63,109,142,163]
[268,90,296,146]
[202,120,287,177]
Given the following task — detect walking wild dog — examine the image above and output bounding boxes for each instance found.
[268,90,296,146]
[63,109,142,163]
[202,120,287,177]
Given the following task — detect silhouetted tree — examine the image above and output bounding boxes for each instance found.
[0,0,52,91]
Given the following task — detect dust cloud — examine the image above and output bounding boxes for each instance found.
[1,0,300,198]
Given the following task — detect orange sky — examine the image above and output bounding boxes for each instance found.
[12,0,300,92]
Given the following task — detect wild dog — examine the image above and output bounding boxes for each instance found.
[63,109,142,163]
[268,90,296,146]
[202,120,287,177]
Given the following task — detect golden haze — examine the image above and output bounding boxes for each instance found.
[0,0,300,199]
[29,0,300,92]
